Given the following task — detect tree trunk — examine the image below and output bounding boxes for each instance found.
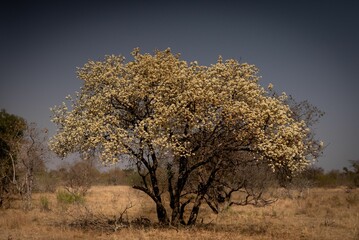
[187,198,202,225]
[170,198,181,226]
[187,161,222,225]
[170,155,190,226]
[24,166,33,209]
[156,202,169,225]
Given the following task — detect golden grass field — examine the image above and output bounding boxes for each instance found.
[1,185,359,240]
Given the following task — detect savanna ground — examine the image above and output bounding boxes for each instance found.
[1,186,359,240]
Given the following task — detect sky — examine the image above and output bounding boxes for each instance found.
[1,1,358,171]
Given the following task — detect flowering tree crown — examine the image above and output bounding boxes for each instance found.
[50,48,309,173]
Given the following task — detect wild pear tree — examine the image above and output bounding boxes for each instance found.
[50,48,312,225]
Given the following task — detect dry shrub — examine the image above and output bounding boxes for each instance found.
[62,198,155,233]
[66,205,154,233]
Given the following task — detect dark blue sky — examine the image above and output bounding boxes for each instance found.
[1,1,358,170]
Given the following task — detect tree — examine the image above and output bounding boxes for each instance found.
[344,160,359,187]
[16,123,48,208]
[0,109,26,207]
[50,48,314,225]
[61,158,100,196]
[275,95,325,187]
[0,110,48,208]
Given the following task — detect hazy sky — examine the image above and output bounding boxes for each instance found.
[1,1,358,171]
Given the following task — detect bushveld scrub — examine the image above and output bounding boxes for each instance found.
[56,190,85,207]
[0,185,358,240]
[39,195,51,211]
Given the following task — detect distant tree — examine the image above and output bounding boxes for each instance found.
[344,160,359,187]
[50,49,316,225]
[0,109,26,208]
[349,160,359,173]
[61,158,100,196]
[103,167,127,185]
[101,167,141,186]
[299,165,324,182]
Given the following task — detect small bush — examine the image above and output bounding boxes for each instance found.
[39,196,51,211]
[56,190,85,205]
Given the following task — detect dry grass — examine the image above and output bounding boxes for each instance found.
[1,186,359,240]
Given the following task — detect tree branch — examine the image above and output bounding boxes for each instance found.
[132,185,157,203]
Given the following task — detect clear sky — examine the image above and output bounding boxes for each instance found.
[1,1,358,171]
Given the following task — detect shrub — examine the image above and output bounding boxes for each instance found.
[62,160,99,196]
[56,190,85,205]
[39,196,51,211]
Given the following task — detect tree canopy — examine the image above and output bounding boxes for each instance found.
[50,48,316,225]
[0,109,26,207]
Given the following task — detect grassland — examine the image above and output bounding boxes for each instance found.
[1,186,358,240]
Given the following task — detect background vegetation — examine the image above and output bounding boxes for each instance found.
[1,107,358,239]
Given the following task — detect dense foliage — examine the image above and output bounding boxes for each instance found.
[0,109,26,207]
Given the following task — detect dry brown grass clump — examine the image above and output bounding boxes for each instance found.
[1,186,358,240]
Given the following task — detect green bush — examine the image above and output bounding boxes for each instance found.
[39,196,51,211]
[56,190,85,205]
